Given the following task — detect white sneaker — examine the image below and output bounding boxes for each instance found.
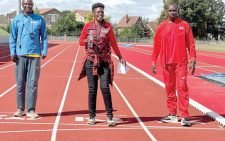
[87,117,95,125]
[181,118,191,127]
[26,110,39,119]
[107,118,116,127]
[160,114,178,123]
[14,109,24,117]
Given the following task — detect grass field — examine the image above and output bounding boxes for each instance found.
[196,44,225,53]
[0,28,9,36]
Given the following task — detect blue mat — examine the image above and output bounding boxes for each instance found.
[118,43,133,48]
[200,73,225,87]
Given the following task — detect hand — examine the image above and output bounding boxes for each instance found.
[119,57,126,66]
[42,56,46,59]
[151,64,157,74]
[11,55,17,63]
[189,60,196,75]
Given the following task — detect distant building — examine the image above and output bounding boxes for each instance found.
[117,14,149,37]
[6,10,17,22]
[0,15,8,27]
[74,9,92,23]
[143,21,158,36]
[39,8,62,28]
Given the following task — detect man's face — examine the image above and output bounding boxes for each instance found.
[168,5,178,21]
[93,7,104,22]
[22,0,33,14]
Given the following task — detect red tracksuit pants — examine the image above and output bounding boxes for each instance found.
[163,64,189,118]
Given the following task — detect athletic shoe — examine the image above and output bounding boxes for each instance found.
[181,118,191,127]
[107,118,116,127]
[160,114,178,123]
[14,109,24,117]
[87,117,95,125]
[26,110,39,118]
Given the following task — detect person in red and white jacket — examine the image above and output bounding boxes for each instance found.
[78,2,126,127]
[151,3,196,127]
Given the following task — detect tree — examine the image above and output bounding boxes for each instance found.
[118,24,144,38]
[51,11,84,36]
[84,12,111,23]
[159,0,225,40]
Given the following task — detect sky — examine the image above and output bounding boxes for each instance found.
[0,0,225,23]
[0,0,163,23]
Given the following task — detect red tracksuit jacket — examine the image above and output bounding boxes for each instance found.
[152,18,196,65]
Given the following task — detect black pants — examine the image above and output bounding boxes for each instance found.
[85,60,113,119]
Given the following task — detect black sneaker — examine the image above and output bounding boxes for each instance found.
[160,114,178,123]
[181,118,191,127]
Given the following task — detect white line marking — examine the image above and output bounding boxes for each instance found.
[112,54,225,127]
[0,43,62,70]
[51,45,80,141]
[113,82,157,141]
[4,117,25,120]
[0,125,222,134]
[0,43,73,98]
[0,63,14,70]
[75,117,84,122]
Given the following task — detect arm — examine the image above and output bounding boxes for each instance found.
[186,25,196,75]
[40,17,48,58]
[79,24,88,46]
[151,26,161,74]
[108,24,122,59]
[9,18,18,57]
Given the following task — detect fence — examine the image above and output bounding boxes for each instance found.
[1,35,225,46]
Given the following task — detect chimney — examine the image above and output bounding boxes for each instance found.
[125,14,129,24]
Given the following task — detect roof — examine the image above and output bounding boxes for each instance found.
[117,15,140,28]
[146,21,158,32]
[6,10,17,18]
[74,10,92,17]
[39,8,61,14]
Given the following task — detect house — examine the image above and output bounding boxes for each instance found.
[116,14,149,37]
[143,21,158,36]
[74,9,92,23]
[6,10,17,22]
[39,8,62,28]
[0,15,8,27]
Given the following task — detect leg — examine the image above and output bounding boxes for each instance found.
[175,64,189,118]
[99,62,113,119]
[85,60,98,118]
[15,56,28,111]
[163,64,177,115]
[26,57,40,112]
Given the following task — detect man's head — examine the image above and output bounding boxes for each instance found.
[92,2,104,22]
[22,0,34,14]
[167,3,179,21]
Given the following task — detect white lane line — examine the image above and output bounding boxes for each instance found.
[0,43,64,70]
[112,54,225,127]
[51,45,80,141]
[0,63,14,70]
[124,47,225,72]
[1,126,224,134]
[113,82,157,141]
[0,43,73,98]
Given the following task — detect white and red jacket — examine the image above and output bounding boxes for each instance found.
[152,18,196,65]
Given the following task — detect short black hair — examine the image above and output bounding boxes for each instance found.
[92,2,105,11]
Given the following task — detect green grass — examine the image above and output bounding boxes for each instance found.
[196,44,225,53]
[0,28,9,36]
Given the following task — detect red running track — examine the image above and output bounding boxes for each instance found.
[0,41,224,141]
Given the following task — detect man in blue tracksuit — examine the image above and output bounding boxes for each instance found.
[9,0,48,118]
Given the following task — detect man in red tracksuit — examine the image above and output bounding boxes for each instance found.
[151,3,196,126]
